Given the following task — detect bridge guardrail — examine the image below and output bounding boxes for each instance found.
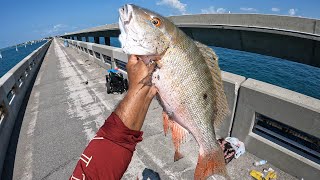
[61,38,320,179]
[0,40,52,175]
[232,78,320,180]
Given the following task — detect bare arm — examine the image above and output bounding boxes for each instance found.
[115,54,157,131]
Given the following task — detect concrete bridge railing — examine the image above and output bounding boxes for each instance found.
[62,38,320,179]
[0,40,52,175]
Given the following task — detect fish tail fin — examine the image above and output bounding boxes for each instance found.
[194,41,230,127]
[195,148,228,180]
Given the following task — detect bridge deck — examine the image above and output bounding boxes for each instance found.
[3,39,297,179]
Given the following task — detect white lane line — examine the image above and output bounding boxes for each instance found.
[34,69,43,86]
[22,91,40,180]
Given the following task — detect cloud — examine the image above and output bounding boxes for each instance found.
[216,8,227,14]
[40,24,75,36]
[240,7,257,12]
[45,24,66,34]
[201,6,227,14]
[157,0,187,14]
[288,8,297,16]
[53,24,64,29]
[271,7,280,12]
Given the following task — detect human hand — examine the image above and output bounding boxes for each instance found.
[114,55,157,131]
[126,55,156,95]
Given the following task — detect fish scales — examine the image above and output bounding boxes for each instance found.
[154,36,217,149]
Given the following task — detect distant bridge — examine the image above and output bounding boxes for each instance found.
[62,14,320,67]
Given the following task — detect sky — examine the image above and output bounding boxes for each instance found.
[1,0,320,49]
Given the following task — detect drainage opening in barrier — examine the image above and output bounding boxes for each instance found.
[102,55,111,64]
[25,68,29,77]
[18,76,24,87]
[0,104,5,124]
[253,113,320,164]
[89,49,93,56]
[94,51,101,59]
[115,59,127,71]
[7,87,16,105]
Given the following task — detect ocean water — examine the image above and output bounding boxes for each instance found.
[212,46,320,100]
[106,38,320,100]
[0,41,47,78]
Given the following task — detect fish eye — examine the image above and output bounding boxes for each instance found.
[151,17,161,27]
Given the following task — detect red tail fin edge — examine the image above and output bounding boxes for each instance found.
[194,149,228,180]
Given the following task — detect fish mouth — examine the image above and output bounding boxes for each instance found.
[119,4,133,27]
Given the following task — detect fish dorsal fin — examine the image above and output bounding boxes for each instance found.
[162,111,188,161]
[194,41,230,127]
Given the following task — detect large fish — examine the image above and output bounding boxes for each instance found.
[119,4,230,180]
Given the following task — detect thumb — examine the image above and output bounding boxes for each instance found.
[127,55,138,67]
[143,86,157,110]
[146,86,157,101]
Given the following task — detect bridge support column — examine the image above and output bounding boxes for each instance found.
[104,37,110,46]
[77,36,81,41]
[94,37,100,44]
[85,36,89,42]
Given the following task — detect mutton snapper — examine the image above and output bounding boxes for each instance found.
[119,4,230,180]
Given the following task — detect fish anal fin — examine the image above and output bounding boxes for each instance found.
[195,148,229,180]
[174,151,183,162]
[194,41,230,127]
[171,120,188,162]
[162,111,188,162]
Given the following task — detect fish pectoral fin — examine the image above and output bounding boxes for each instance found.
[195,148,229,180]
[162,111,189,162]
[194,41,230,127]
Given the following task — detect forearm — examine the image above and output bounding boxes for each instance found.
[115,87,156,131]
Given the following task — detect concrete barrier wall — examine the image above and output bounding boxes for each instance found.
[216,71,246,138]
[0,40,52,175]
[62,38,320,178]
[180,27,320,67]
[232,78,320,179]
[169,14,318,35]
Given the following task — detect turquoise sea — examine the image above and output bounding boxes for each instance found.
[1,38,320,100]
[213,46,320,101]
[0,41,47,78]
